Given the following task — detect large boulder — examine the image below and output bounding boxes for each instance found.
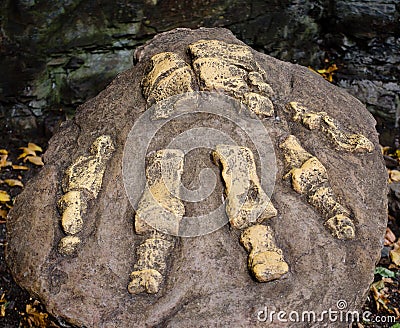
[6,28,387,327]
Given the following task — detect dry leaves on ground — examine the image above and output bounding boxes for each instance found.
[20,300,59,328]
[0,293,7,318]
[19,143,44,167]
[309,60,338,83]
[0,142,44,221]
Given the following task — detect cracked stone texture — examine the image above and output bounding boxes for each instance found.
[6,28,387,328]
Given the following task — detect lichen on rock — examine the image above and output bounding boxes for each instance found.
[287,102,374,153]
[280,135,355,240]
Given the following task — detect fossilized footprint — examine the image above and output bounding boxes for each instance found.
[141,40,276,118]
[188,40,275,116]
[58,135,115,255]
[280,135,355,240]
[213,144,288,282]
[128,149,184,294]
[212,144,277,229]
[240,225,289,282]
[286,102,374,153]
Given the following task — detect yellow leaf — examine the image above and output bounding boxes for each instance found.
[25,156,44,166]
[0,191,10,203]
[12,165,29,170]
[4,179,24,187]
[390,248,400,266]
[308,67,319,75]
[381,146,391,155]
[0,304,5,317]
[28,142,43,153]
[24,302,49,327]
[0,155,11,168]
[17,153,28,159]
[326,64,338,74]
[0,149,8,155]
[0,209,7,220]
[390,170,400,182]
[19,147,36,157]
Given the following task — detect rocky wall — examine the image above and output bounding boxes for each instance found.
[0,0,399,141]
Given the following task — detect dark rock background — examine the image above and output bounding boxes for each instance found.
[0,0,399,143]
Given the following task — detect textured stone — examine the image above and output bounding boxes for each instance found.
[6,28,387,328]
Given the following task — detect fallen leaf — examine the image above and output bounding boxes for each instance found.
[12,165,29,170]
[18,147,36,159]
[375,266,396,278]
[390,248,400,266]
[24,155,44,166]
[383,277,394,282]
[0,191,10,203]
[0,149,8,155]
[0,209,7,220]
[25,303,49,327]
[381,146,391,155]
[372,279,385,291]
[3,179,23,188]
[371,283,393,313]
[28,143,43,153]
[0,155,12,168]
[0,293,7,317]
[391,170,400,182]
[21,300,59,328]
[19,146,36,156]
[385,227,397,246]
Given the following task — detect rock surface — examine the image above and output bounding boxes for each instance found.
[6,28,387,328]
